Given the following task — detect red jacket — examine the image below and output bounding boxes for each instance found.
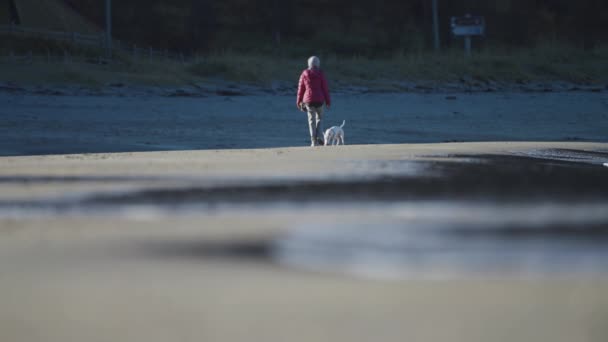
[297,68,331,107]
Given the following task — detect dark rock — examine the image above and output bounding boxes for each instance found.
[414,82,435,92]
[166,87,205,97]
[0,83,26,93]
[460,75,474,84]
[32,88,65,96]
[216,88,246,96]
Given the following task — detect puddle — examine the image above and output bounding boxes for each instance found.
[515,148,608,165]
[272,203,608,278]
[112,199,608,280]
[138,239,271,261]
[128,201,608,279]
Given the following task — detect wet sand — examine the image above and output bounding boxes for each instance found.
[1,142,608,342]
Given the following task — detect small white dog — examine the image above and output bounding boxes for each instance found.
[323,120,345,146]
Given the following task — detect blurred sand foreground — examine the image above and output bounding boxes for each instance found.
[1,142,608,342]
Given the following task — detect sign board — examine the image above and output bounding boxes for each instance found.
[451,15,485,36]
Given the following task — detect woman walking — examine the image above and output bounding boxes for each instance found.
[296,56,331,146]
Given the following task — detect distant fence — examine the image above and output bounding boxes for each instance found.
[0,24,104,47]
[117,42,189,63]
[0,51,103,65]
[0,24,190,62]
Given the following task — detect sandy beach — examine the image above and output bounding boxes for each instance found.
[1,88,608,341]
[1,140,608,342]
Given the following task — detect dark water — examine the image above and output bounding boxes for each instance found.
[2,92,608,156]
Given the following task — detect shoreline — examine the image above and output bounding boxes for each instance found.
[1,78,607,98]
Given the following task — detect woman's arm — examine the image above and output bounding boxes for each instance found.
[296,72,306,109]
[321,72,331,108]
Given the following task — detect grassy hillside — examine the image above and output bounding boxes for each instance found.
[14,0,99,33]
[2,38,608,88]
[187,45,608,85]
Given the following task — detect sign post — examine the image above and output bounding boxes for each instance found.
[432,0,440,51]
[105,0,112,59]
[464,35,471,56]
[450,14,485,56]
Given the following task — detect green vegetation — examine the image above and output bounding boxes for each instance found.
[2,37,608,88]
[0,34,101,57]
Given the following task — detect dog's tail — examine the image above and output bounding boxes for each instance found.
[340,120,345,128]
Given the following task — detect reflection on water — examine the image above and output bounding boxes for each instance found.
[268,149,608,278]
[273,202,608,279]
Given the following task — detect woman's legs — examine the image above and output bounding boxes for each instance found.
[306,104,324,146]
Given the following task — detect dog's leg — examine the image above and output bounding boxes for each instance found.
[340,133,345,145]
[327,132,335,146]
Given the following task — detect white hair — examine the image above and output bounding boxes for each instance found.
[307,56,320,69]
